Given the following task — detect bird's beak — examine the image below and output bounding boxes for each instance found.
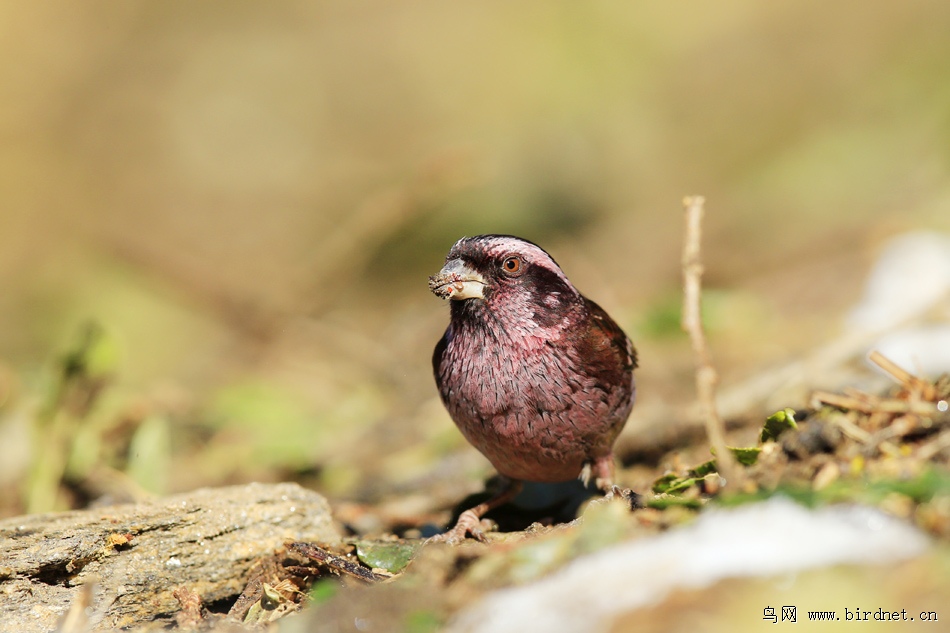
[428,259,486,300]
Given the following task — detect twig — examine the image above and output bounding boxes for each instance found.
[868,351,916,387]
[827,414,872,443]
[868,350,936,400]
[812,390,938,416]
[823,410,907,456]
[288,542,390,584]
[680,196,742,487]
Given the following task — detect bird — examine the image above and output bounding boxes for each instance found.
[428,234,637,542]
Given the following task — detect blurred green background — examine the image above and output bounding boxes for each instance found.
[1,0,949,518]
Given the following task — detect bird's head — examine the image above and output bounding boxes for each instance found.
[429,235,581,327]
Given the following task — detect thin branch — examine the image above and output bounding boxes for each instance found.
[812,390,938,416]
[288,542,391,584]
[868,350,936,400]
[680,196,742,486]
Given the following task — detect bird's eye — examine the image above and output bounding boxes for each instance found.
[502,256,522,275]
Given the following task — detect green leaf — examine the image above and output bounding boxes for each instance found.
[647,495,702,510]
[680,448,759,483]
[761,407,798,442]
[688,459,718,478]
[731,446,761,466]
[652,472,701,494]
[355,541,418,574]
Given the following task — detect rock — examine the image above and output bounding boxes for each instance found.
[0,482,339,632]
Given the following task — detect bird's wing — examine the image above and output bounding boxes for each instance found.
[581,297,637,375]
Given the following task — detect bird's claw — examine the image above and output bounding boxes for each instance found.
[425,510,495,545]
[596,485,643,510]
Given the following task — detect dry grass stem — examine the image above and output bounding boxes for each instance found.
[812,390,938,416]
[810,350,950,458]
[680,196,742,486]
[868,350,937,400]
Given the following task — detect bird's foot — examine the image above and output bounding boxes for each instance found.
[425,509,496,545]
[595,485,644,510]
[426,476,521,545]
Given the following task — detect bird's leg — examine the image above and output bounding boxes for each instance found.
[590,454,617,493]
[428,476,523,545]
[587,455,643,509]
